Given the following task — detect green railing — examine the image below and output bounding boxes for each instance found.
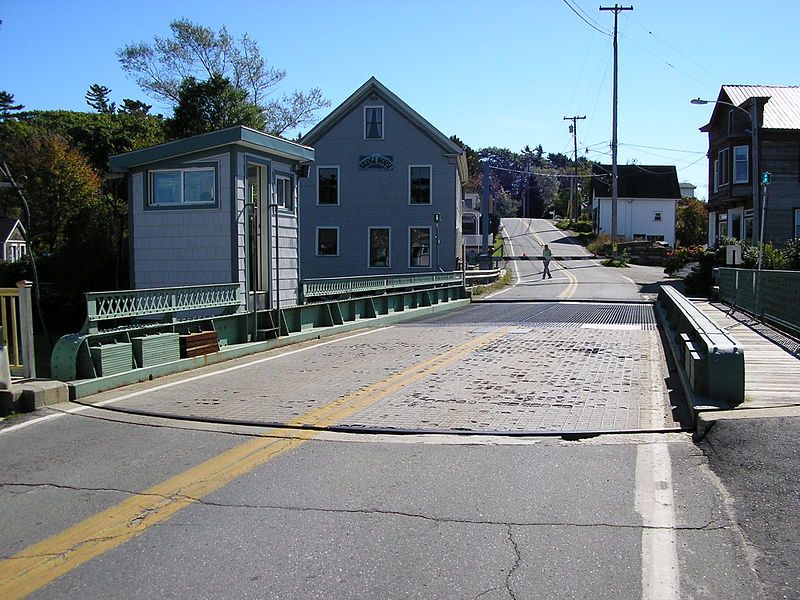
[718,268,800,335]
[302,271,464,300]
[84,283,242,333]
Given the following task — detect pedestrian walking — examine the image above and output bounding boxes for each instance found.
[542,244,553,279]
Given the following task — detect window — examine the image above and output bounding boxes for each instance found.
[318,167,339,205]
[795,208,800,239]
[409,227,431,267]
[718,213,728,239]
[462,215,478,235]
[653,211,662,222]
[150,168,215,206]
[369,228,390,268]
[317,228,338,256]
[646,234,665,242]
[713,159,720,193]
[744,208,754,241]
[364,106,383,139]
[717,148,730,187]
[275,175,293,211]
[409,166,432,204]
[733,145,749,184]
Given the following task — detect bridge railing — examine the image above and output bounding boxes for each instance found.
[717,268,800,336]
[302,271,464,301]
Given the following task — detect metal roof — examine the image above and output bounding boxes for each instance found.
[723,85,800,130]
[109,126,314,172]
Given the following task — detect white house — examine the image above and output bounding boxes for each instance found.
[0,218,27,262]
[590,164,680,247]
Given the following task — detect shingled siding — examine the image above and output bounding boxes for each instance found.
[299,98,458,278]
[131,152,233,289]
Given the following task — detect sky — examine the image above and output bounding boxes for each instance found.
[2,0,799,200]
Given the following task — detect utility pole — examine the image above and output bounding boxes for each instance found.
[563,115,586,220]
[600,3,633,253]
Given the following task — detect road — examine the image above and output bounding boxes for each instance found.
[0,221,776,598]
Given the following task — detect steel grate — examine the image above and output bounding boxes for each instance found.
[423,302,657,330]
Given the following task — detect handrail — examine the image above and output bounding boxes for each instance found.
[302,271,464,299]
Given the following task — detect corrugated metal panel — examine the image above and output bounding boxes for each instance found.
[723,85,800,130]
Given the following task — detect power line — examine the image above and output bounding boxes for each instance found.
[562,0,610,35]
[619,142,705,155]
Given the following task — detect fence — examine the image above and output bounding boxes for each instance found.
[717,268,800,335]
[302,271,464,301]
[0,282,36,378]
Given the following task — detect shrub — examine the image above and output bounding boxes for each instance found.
[783,238,800,269]
[587,234,612,255]
[664,245,705,275]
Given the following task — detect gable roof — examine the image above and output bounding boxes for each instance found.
[591,165,681,199]
[0,218,24,245]
[109,126,314,172]
[701,85,800,131]
[300,77,468,182]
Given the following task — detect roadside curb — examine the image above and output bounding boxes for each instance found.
[0,380,70,416]
[695,405,800,440]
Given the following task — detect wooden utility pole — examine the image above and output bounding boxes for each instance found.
[564,115,586,220]
[600,4,633,252]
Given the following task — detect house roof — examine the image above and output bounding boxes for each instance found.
[0,218,24,245]
[109,126,314,172]
[700,85,800,131]
[591,165,681,199]
[300,77,468,184]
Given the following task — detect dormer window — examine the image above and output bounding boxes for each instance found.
[364,106,383,139]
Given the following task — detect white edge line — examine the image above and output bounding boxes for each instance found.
[0,326,395,436]
[485,224,520,299]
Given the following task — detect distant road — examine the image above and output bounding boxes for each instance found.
[490,218,668,302]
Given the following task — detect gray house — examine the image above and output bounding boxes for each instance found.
[299,77,468,278]
[109,126,314,308]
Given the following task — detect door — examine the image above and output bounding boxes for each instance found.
[247,163,270,306]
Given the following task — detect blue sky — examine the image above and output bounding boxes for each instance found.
[2,0,798,199]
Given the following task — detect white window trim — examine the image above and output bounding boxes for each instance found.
[316,226,339,257]
[713,159,720,193]
[367,226,391,269]
[717,148,730,187]
[363,105,384,140]
[316,166,340,206]
[733,145,749,184]
[408,226,432,268]
[149,167,216,206]
[275,174,294,212]
[408,165,433,205]
[653,211,662,222]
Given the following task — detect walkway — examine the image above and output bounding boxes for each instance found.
[693,300,800,407]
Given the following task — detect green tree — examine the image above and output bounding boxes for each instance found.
[675,197,708,247]
[85,84,116,114]
[118,19,329,135]
[169,74,265,137]
[0,91,24,122]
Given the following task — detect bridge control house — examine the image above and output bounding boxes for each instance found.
[109,126,314,310]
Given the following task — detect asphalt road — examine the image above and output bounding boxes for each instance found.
[0,229,781,599]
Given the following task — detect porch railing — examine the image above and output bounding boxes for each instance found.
[302,271,464,301]
[0,282,36,378]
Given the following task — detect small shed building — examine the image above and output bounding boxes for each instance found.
[109,127,314,309]
[0,218,27,262]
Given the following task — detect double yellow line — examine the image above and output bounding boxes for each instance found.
[0,327,510,599]
[528,225,579,300]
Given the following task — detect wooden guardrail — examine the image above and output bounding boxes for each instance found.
[657,285,744,406]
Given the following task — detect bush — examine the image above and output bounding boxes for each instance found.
[587,234,612,255]
[664,245,705,275]
[783,239,800,269]
[601,254,630,268]
[556,219,593,234]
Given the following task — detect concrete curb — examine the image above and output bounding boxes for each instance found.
[695,405,800,440]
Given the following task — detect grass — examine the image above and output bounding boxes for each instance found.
[492,235,504,257]
[601,255,630,268]
[471,269,513,297]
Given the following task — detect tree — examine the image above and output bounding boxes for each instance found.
[119,99,152,115]
[0,91,23,122]
[85,84,116,114]
[676,197,708,247]
[168,74,266,137]
[117,19,330,135]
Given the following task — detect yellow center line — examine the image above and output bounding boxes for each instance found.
[0,327,511,600]
[557,262,580,300]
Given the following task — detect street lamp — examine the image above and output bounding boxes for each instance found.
[691,97,764,267]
